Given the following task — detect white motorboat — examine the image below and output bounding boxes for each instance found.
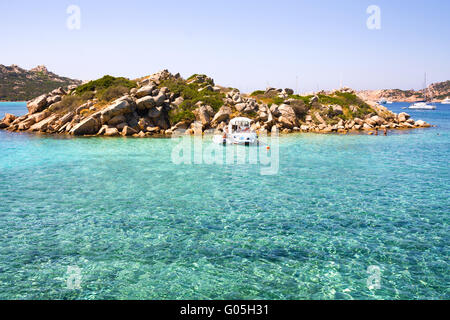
[378,99,387,104]
[408,73,436,110]
[441,97,450,104]
[213,117,259,145]
[408,102,436,110]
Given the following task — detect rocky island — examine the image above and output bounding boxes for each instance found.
[0,70,432,137]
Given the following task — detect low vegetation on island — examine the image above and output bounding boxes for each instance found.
[0,70,432,137]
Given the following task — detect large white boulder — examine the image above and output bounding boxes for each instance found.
[212,106,231,124]
[398,112,410,123]
[27,94,49,114]
[135,85,156,98]
[70,117,101,135]
[100,99,132,123]
[136,96,156,110]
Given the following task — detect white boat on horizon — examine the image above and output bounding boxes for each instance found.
[213,117,259,146]
[408,102,436,110]
[441,97,450,104]
[408,73,436,110]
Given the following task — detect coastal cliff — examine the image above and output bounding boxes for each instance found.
[1,70,431,137]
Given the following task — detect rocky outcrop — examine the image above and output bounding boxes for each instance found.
[193,104,215,126]
[100,99,133,124]
[397,112,410,123]
[212,106,232,124]
[27,94,49,114]
[136,96,156,109]
[121,126,138,136]
[29,115,57,132]
[70,117,101,136]
[277,104,298,128]
[0,113,16,128]
[26,87,67,114]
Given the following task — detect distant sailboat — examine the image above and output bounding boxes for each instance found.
[408,73,436,110]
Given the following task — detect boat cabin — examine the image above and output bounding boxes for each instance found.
[228,117,253,134]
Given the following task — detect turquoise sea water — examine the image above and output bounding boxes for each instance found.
[0,102,448,300]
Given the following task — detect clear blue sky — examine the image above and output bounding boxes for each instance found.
[1,0,449,93]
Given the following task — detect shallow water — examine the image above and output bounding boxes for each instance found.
[0,102,448,300]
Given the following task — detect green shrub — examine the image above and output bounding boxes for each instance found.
[272,97,285,105]
[352,105,373,119]
[98,85,130,102]
[245,111,258,119]
[288,94,313,105]
[186,74,199,81]
[159,79,225,123]
[318,94,342,106]
[80,91,95,101]
[290,100,309,118]
[250,90,313,108]
[169,109,195,124]
[326,106,340,118]
[75,75,136,102]
[49,95,84,113]
[250,90,265,96]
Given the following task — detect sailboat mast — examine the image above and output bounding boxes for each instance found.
[424,73,427,102]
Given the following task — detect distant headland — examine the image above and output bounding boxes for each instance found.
[0,64,81,101]
[358,81,450,103]
[1,70,432,137]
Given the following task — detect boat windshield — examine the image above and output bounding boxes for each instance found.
[231,121,250,133]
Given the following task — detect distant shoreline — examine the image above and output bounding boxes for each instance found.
[0,101,26,103]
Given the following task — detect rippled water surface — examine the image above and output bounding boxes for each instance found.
[0,102,448,299]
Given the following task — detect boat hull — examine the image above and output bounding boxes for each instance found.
[408,102,436,110]
[408,106,436,110]
[213,133,259,145]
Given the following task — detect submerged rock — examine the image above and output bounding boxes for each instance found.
[414,120,430,127]
[104,127,120,137]
[122,126,138,136]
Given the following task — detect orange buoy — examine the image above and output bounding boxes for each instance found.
[266,146,270,150]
